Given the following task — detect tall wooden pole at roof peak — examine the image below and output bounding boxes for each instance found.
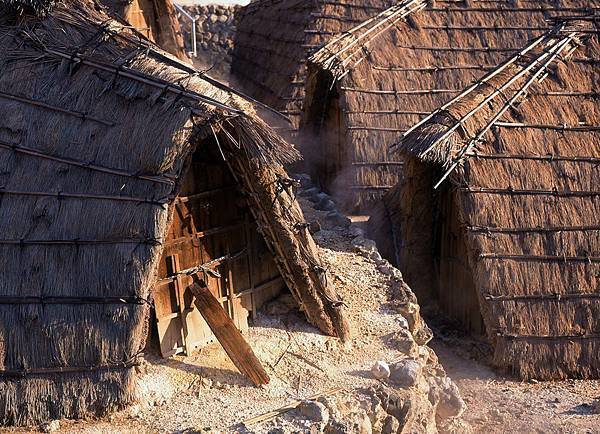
[100,0,188,60]
[151,0,188,60]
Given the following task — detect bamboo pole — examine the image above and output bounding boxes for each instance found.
[243,388,344,426]
[434,34,577,188]
[0,91,114,126]
[461,186,600,197]
[0,139,175,185]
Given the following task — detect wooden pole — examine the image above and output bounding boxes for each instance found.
[189,277,270,386]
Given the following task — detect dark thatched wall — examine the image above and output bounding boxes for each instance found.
[305,0,595,210]
[381,17,600,379]
[0,0,347,425]
[231,0,396,141]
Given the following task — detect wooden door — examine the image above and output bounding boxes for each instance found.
[153,147,284,357]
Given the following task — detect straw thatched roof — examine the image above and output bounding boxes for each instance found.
[0,0,348,425]
[231,0,396,138]
[378,16,600,380]
[304,0,596,210]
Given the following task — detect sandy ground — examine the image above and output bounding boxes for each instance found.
[430,339,600,434]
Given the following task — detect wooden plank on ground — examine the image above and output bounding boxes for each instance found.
[189,277,270,386]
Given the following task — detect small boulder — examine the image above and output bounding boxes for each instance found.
[349,226,365,238]
[209,14,218,23]
[389,359,422,387]
[381,415,400,434]
[388,329,418,356]
[377,263,393,275]
[428,376,466,420]
[371,361,391,380]
[326,211,351,228]
[299,400,330,424]
[40,420,60,433]
[370,251,383,262]
[300,186,320,198]
[316,198,336,212]
[352,237,378,254]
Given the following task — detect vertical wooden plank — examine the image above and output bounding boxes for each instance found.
[168,254,192,355]
[244,216,257,320]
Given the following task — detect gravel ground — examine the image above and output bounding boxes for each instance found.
[18,198,426,433]
[431,340,600,434]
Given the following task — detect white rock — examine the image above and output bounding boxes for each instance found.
[371,361,391,380]
[41,420,60,433]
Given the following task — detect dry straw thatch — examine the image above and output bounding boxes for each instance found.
[0,0,348,425]
[231,0,397,139]
[374,14,600,380]
[303,0,597,210]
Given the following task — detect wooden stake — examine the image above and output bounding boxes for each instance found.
[189,277,270,386]
[242,387,344,427]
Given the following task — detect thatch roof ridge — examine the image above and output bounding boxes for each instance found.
[231,0,397,134]
[395,17,598,185]
[308,0,426,81]
[301,0,597,209]
[5,0,299,166]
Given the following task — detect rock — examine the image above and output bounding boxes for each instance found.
[591,398,600,414]
[40,420,60,433]
[309,220,322,234]
[381,415,400,434]
[388,329,418,356]
[349,226,365,238]
[352,237,378,254]
[389,359,422,387]
[209,14,218,24]
[299,400,330,424]
[128,404,142,418]
[377,264,393,275]
[428,376,466,420]
[300,187,320,198]
[325,410,372,434]
[370,251,382,262]
[371,361,391,380]
[316,198,336,212]
[326,211,351,228]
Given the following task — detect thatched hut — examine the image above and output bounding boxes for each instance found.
[230,0,396,139]
[371,16,600,380]
[303,0,593,210]
[99,0,186,59]
[0,0,348,425]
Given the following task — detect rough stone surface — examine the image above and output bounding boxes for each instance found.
[299,400,330,424]
[390,359,423,388]
[326,211,352,228]
[371,361,391,380]
[178,5,239,76]
[352,237,378,255]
